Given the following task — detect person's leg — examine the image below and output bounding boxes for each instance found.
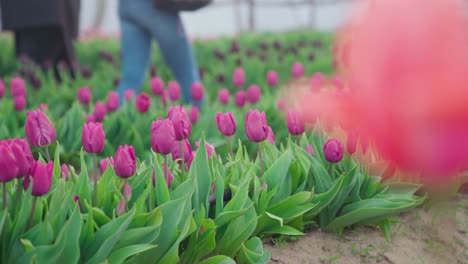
[140,6,201,105]
[116,16,152,104]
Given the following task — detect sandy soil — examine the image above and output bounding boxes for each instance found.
[266,194,468,264]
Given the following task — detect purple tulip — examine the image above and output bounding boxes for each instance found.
[0,141,19,183]
[233,67,245,87]
[247,84,261,104]
[10,77,26,97]
[167,106,192,141]
[168,81,181,102]
[61,164,70,180]
[323,139,344,163]
[218,89,230,105]
[234,90,247,108]
[215,112,236,137]
[24,161,53,196]
[100,157,114,172]
[135,93,151,113]
[25,109,56,147]
[287,110,305,136]
[93,102,107,122]
[124,90,134,101]
[195,140,217,159]
[151,118,176,155]
[230,41,240,53]
[191,82,204,102]
[114,145,136,178]
[151,77,164,96]
[171,139,192,163]
[77,87,92,105]
[306,144,314,156]
[7,139,33,178]
[245,110,269,143]
[153,163,173,187]
[82,122,105,154]
[13,96,26,111]
[266,126,275,144]
[267,70,279,87]
[291,62,304,78]
[0,79,5,98]
[189,106,200,124]
[106,91,119,112]
[80,66,92,79]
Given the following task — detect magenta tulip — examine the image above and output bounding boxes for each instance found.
[10,77,26,97]
[191,82,204,102]
[186,151,195,170]
[24,161,53,196]
[124,89,134,101]
[215,112,236,137]
[195,140,217,159]
[135,93,151,113]
[82,122,105,154]
[163,163,173,187]
[291,62,304,78]
[245,110,269,143]
[234,90,247,108]
[0,141,19,183]
[123,181,132,201]
[25,109,56,147]
[151,118,176,155]
[306,144,314,156]
[168,81,181,102]
[218,89,230,105]
[189,106,200,124]
[0,79,5,98]
[151,77,165,96]
[232,67,245,87]
[114,145,136,178]
[13,96,26,111]
[106,91,119,112]
[77,87,92,105]
[86,114,95,123]
[61,164,70,180]
[100,157,115,172]
[323,139,344,163]
[171,139,192,163]
[277,99,286,111]
[167,106,192,141]
[93,101,107,122]
[287,110,305,136]
[247,84,261,104]
[267,70,279,87]
[7,139,33,178]
[266,126,275,144]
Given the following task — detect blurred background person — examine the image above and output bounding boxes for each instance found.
[0,0,80,78]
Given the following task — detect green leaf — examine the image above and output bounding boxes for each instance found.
[200,255,236,264]
[190,135,212,213]
[107,244,158,264]
[152,153,170,205]
[263,225,304,236]
[236,237,271,264]
[0,208,8,238]
[262,149,293,203]
[180,219,216,264]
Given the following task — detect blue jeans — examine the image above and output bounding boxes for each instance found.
[117,0,200,105]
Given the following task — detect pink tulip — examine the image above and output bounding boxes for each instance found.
[0,79,5,98]
[171,139,192,163]
[86,114,96,123]
[0,141,19,183]
[218,89,230,105]
[310,72,324,91]
[287,110,305,136]
[291,62,304,78]
[189,106,200,124]
[245,110,269,143]
[25,109,56,147]
[234,90,247,108]
[61,164,70,180]
[267,70,279,87]
[151,118,176,155]
[347,131,358,155]
[266,126,275,144]
[331,75,344,90]
[106,91,119,112]
[168,81,181,102]
[13,96,26,111]
[77,87,92,105]
[233,67,246,87]
[151,77,165,96]
[124,89,134,101]
[323,139,344,163]
[247,84,261,104]
[24,161,53,196]
[135,93,151,113]
[114,145,136,178]
[167,106,192,141]
[82,122,105,154]
[123,181,132,201]
[215,112,236,137]
[277,99,286,111]
[38,104,48,111]
[116,198,126,216]
[7,139,33,178]
[100,157,114,172]
[10,77,26,97]
[93,101,107,122]
[306,144,314,156]
[191,82,204,102]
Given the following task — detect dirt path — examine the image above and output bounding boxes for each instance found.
[266,194,468,264]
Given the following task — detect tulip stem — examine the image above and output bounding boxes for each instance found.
[228,137,234,157]
[93,154,98,206]
[164,155,169,184]
[328,163,334,179]
[2,183,6,210]
[13,178,23,210]
[180,141,185,177]
[28,197,37,229]
[258,146,264,177]
[44,146,51,162]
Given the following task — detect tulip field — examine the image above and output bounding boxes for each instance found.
[0,31,428,263]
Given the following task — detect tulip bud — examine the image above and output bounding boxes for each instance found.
[168,81,181,102]
[0,141,19,183]
[100,157,114,172]
[167,106,192,141]
[287,110,305,136]
[77,87,92,105]
[267,70,279,87]
[234,90,247,108]
[215,112,236,137]
[24,161,53,196]
[171,139,192,163]
[116,198,126,216]
[323,139,344,163]
[13,96,26,111]
[163,162,173,187]
[25,109,56,147]
[123,181,132,201]
[38,104,48,111]
[10,77,26,97]
[233,67,245,87]
[291,62,304,78]
[266,126,275,144]
[306,144,314,156]
[189,106,200,124]
[218,89,230,105]
[247,85,261,104]
[61,164,70,180]
[82,122,105,154]
[195,140,217,159]
[124,89,134,101]
[151,118,176,155]
[7,139,33,178]
[245,110,269,143]
[277,99,286,111]
[135,93,151,113]
[191,82,204,102]
[114,145,136,178]
[106,91,119,112]
[93,101,107,122]
[347,131,358,155]
[0,79,5,98]
[151,77,164,96]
